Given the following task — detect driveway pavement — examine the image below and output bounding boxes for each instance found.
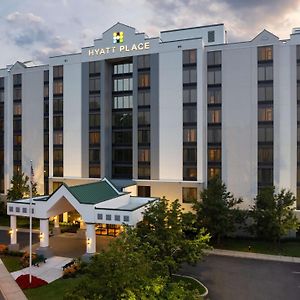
[181,255,300,300]
[0,229,39,249]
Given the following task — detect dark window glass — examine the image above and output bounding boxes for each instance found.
[138,129,150,144]
[258,147,273,163]
[89,61,101,74]
[258,127,273,142]
[89,95,100,110]
[53,81,63,94]
[89,149,100,162]
[138,73,150,88]
[13,74,22,86]
[208,128,221,143]
[138,165,150,179]
[208,108,221,124]
[207,69,221,85]
[183,68,197,84]
[89,166,100,178]
[207,87,222,104]
[89,114,100,128]
[53,131,63,145]
[44,70,49,82]
[0,78,4,89]
[183,128,197,143]
[138,55,150,69]
[89,77,100,92]
[258,85,273,102]
[112,166,132,179]
[53,149,63,162]
[53,98,63,112]
[138,149,150,162]
[208,167,221,180]
[207,51,221,66]
[112,112,132,127]
[13,134,21,145]
[44,85,49,98]
[138,111,150,126]
[113,131,132,145]
[258,106,273,122]
[183,87,197,103]
[113,149,132,162]
[53,166,63,177]
[138,91,150,106]
[183,107,197,123]
[258,65,273,81]
[208,147,221,162]
[53,116,63,130]
[13,119,21,131]
[13,87,22,100]
[89,132,100,145]
[183,148,197,162]
[258,167,273,185]
[182,187,197,203]
[183,166,197,180]
[138,186,151,197]
[0,90,4,102]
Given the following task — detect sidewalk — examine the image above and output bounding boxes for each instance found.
[206,248,300,263]
[0,259,27,300]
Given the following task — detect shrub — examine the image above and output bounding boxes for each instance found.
[0,244,8,254]
[63,262,81,278]
[20,252,37,267]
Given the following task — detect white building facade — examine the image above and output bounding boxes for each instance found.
[1,23,300,209]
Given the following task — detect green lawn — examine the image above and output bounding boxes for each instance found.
[1,255,22,272]
[24,277,82,300]
[214,238,300,257]
[172,274,206,295]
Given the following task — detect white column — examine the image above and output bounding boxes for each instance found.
[54,216,59,228]
[63,212,68,223]
[86,223,96,254]
[39,219,49,248]
[10,215,17,245]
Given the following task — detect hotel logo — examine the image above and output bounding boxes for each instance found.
[113,32,124,44]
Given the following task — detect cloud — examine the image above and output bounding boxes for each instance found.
[4,11,77,63]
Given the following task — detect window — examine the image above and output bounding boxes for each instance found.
[89,149,100,162]
[53,166,63,177]
[138,129,150,144]
[13,74,22,86]
[97,213,103,220]
[182,187,197,203]
[123,215,129,222]
[53,65,63,78]
[89,77,100,92]
[258,85,273,102]
[258,147,273,163]
[138,73,150,88]
[113,63,133,74]
[13,119,21,131]
[89,95,100,110]
[138,149,150,162]
[53,98,63,112]
[113,131,132,145]
[89,61,100,74]
[0,78,4,89]
[208,148,221,161]
[138,55,150,69]
[113,95,133,109]
[53,131,63,145]
[183,68,197,84]
[16,207,20,213]
[13,149,21,161]
[258,106,273,122]
[183,166,197,180]
[258,127,273,142]
[89,166,100,178]
[22,207,27,213]
[44,85,49,98]
[138,91,150,106]
[207,69,221,85]
[183,148,197,162]
[138,166,150,179]
[0,90,4,102]
[258,167,273,185]
[138,111,150,125]
[112,112,132,127]
[183,87,197,103]
[208,167,221,179]
[53,149,63,162]
[297,45,300,61]
[13,134,21,145]
[114,215,120,221]
[138,186,151,197]
[89,132,100,145]
[183,49,197,65]
[13,103,22,115]
[183,107,197,123]
[183,128,197,143]
[208,128,221,143]
[113,149,132,162]
[258,65,273,81]
[13,87,22,100]
[207,51,221,66]
[44,70,49,82]
[53,81,63,94]
[89,114,100,128]
[113,78,133,91]
[208,108,221,123]
[258,46,273,61]
[53,116,63,129]
[106,214,111,221]
[208,31,215,43]
[9,206,13,212]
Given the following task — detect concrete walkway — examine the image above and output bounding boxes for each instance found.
[207,248,300,263]
[0,259,27,300]
[11,256,73,284]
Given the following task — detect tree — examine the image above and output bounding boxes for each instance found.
[193,176,244,243]
[249,187,299,242]
[6,172,38,201]
[64,229,202,300]
[136,198,211,276]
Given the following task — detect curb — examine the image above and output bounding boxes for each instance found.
[173,273,208,298]
[205,249,300,263]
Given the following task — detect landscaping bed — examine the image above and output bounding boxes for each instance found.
[214,238,300,257]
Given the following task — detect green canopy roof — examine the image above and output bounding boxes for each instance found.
[67,180,121,205]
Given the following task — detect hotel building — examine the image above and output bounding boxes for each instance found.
[1,22,300,210]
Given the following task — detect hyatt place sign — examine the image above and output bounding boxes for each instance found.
[88,42,150,56]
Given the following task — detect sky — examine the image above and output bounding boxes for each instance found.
[0,0,300,67]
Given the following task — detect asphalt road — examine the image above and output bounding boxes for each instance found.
[0,229,39,249]
[181,255,300,300]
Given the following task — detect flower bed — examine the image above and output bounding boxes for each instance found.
[16,274,48,289]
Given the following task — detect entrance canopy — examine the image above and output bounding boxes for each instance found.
[7,178,157,227]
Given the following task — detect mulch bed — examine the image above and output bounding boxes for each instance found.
[16,274,48,289]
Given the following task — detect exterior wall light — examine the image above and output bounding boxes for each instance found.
[87,238,91,245]
[39,232,44,239]
[9,229,13,235]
